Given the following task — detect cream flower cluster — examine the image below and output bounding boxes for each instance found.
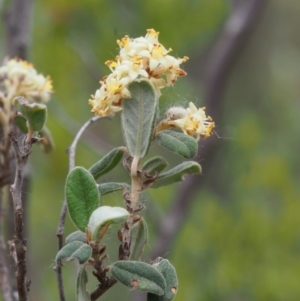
[166,102,215,141]
[0,58,52,103]
[89,29,189,117]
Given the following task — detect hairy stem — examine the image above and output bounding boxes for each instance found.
[130,156,140,210]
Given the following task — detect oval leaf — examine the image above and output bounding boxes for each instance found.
[77,267,91,301]
[13,96,47,131]
[89,147,126,180]
[65,166,100,231]
[111,261,166,296]
[97,182,130,196]
[142,156,168,176]
[88,206,129,242]
[55,241,92,266]
[148,259,178,301]
[151,162,201,189]
[66,231,87,244]
[130,217,148,261]
[156,130,198,159]
[121,80,157,158]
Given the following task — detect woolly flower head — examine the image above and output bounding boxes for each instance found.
[166,102,215,141]
[89,29,188,117]
[0,58,53,103]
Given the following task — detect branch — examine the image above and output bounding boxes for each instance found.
[67,116,103,171]
[2,0,32,59]
[55,115,106,301]
[8,132,35,301]
[150,0,268,259]
[90,277,117,301]
[1,0,33,298]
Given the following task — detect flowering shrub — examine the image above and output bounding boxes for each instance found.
[55,29,215,300]
[0,29,214,301]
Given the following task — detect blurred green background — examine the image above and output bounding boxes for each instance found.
[1,0,300,300]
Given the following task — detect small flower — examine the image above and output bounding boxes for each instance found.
[159,102,215,141]
[89,29,188,117]
[0,58,53,103]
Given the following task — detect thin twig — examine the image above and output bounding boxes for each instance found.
[8,131,34,301]
[67,116,102,171]
[55,115,105,301]
[2,0,33,298]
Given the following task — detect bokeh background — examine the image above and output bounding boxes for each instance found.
[1,0,300,300]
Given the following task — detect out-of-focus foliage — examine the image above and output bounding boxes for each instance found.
[1,0,300,301]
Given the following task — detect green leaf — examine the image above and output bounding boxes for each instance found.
[15,114,28,133]
[142,156,168,176]
[15,116,54,153]
[130,217,148,261]
[121,80,157,158]
[65,231,87,244]
[156,130,198,159]
[151,162,201,189]
[76,267,91,301]
[111,261,166,296]
[55,241,92,266]
[88,206,129,242]
[65,167,100,232]
[38,126,55,153]
[97,182,130,196]
[89,147,126,180]
[13,96,47,131]
[148,259,178,301]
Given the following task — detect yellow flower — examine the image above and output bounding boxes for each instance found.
[166,102,215,141]
[89,29,188,117]
[0,58,53,103]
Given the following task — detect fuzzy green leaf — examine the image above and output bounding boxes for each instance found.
[111,261,166,295]
[121,80,157,158]
[15,114,28,133]
[151,162,201,189]
[76,267,91,301]
[148,259,178,301]
[65,167,100,231]
[65,231,87,244]
[130,217,148,261]
[89,147,126,180]
[15,115,54,153]
[55,241,92,266]
[142,156,168,176]
[13,96,47,131]
[156,130,198,159]
[97,182,130,196]
[88,206,129,242]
